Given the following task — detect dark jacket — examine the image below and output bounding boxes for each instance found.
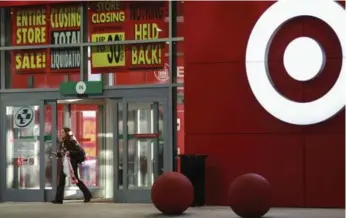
[58,139,82,160]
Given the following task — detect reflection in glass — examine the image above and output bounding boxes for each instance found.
[118,103,124,189]
[44,104,63,189]
[80,110,98,187]
[44,104,53,188]
[69,107,99,187]
[6,106,40,189]
[126,102,164,189]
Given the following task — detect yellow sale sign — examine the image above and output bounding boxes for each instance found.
[91,32,126,68]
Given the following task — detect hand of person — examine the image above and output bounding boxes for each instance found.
[65,151,70,156]
[56,152,63,158]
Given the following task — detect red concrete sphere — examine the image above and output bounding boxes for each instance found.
[151,172,194,215]
[228,173,271,218]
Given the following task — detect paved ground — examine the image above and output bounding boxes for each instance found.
[0,203,344,218]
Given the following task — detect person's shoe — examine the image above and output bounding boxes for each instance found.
[51,200,63,204]
[84,194,92,203]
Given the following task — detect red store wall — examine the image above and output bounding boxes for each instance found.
[184,1,345,207]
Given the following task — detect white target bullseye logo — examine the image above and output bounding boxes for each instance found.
[283,37,326,82]
[245,0,346,125]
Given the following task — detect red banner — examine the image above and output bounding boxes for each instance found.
[11,3,81,74]
[88,1,168,73]
[10,1,168,75]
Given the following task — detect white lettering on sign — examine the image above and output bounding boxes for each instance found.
[177,66,184,78]
[245,0,346,125]
[51,30,81,69]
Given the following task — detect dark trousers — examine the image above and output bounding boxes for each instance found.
[55,159,91,202]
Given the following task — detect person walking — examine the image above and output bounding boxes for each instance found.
[51,127,92,204]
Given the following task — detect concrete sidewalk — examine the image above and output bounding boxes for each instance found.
[0,203,344,218]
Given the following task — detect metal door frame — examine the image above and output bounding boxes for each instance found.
[0,100,46,201]
[112,93,172,203]
[44,100,58,202]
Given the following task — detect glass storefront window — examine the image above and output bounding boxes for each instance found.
[3,1,174,89]
[6,3,82,89]
[87,42,170,86]
[88,1,169,41]
[87,1,169,86]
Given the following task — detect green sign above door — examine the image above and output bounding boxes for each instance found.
[59,81,103,96]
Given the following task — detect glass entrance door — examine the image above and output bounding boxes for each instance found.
[114,97,169,203]
[0,100,58,202]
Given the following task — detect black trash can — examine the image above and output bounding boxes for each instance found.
[179,154,207,206]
